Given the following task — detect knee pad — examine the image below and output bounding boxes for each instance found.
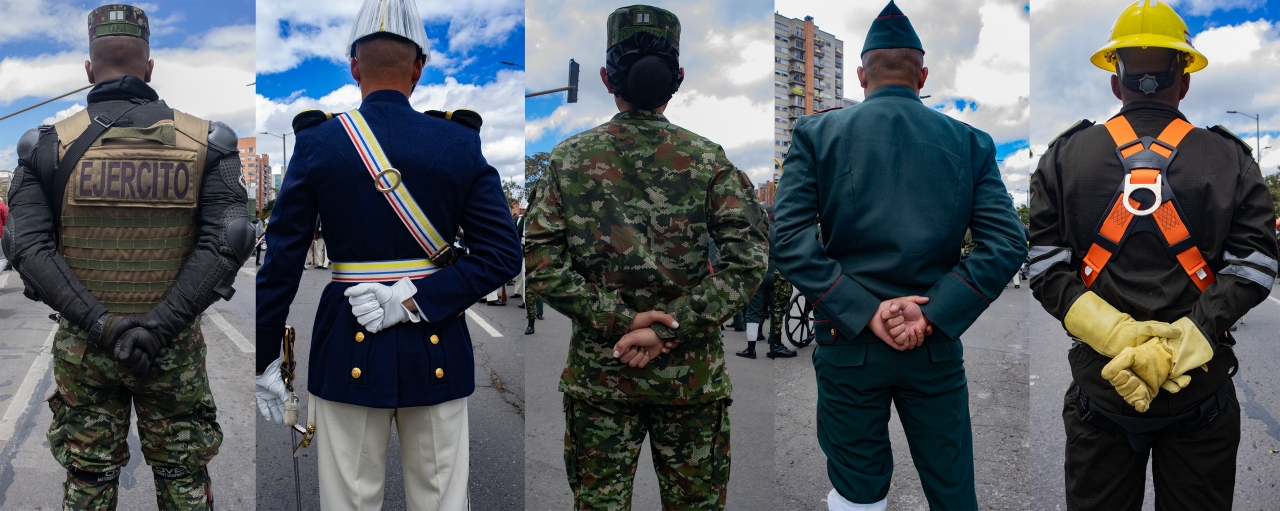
[69,467,121,486]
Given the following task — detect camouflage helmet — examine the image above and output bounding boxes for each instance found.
[88,4,150,42]
[607,5,680,51]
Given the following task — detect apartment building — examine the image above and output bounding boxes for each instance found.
[771,13,854,192]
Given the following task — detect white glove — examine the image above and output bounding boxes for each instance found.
[256,357,290,423]
[344,277,421,333]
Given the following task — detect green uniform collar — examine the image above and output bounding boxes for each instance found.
[1116,100,1188,123]
[612,109,670,123]
[863,84,924,104]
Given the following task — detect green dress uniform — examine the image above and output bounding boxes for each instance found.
[772,6,1025,508]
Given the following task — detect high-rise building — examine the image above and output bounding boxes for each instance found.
[239,137,270,214]
[769,13,856,200]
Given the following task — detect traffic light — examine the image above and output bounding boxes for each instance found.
[567,59,580,104]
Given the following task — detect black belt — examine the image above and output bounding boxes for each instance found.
[1077,382,1231,454]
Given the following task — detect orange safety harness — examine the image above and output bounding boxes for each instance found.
[1079,115,1215,292]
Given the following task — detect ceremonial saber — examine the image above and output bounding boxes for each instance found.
[280,326,311,511]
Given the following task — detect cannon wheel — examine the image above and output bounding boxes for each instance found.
[785,292,814,348]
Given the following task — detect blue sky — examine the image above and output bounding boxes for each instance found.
[255,0,525,179]
[0,0,255,171]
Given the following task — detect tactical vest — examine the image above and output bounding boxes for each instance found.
[53,108,209,313]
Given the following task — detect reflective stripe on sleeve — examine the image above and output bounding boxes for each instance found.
[1028,246,1072,280]
[1221,250,1277,289]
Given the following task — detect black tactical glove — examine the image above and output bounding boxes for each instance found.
[95,314,167,375]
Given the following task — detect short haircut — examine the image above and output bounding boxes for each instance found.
[354,34,421,84]
[861,48,924,84]
[1116,47,1185,75]
[88,36,150,80]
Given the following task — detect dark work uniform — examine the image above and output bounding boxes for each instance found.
[1029,101,1278,510]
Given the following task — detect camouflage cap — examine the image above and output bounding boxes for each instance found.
[88,4,149,42]
[607,5,680,51]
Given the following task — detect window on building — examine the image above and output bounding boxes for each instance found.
[775,21,788,30]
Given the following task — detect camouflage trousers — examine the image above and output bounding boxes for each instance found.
[526,293,544,320]
[47,319,222,511]
[771,271,793,337]
[563,395,731,511]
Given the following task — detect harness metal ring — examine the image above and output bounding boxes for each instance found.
[375,168,402,194]
[1121,172,1162,217]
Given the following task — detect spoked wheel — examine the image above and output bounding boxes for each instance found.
[785,292,815,348]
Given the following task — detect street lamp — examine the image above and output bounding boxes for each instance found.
[260,131,292,216]
[1226,110,1262,162]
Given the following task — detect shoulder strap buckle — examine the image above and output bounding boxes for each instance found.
[1121,171,1162,216]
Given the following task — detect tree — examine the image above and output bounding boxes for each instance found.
[502,177,525,208]
[1016,204,1030,226]
[525,152,550,200]
[1266,169,1279,218]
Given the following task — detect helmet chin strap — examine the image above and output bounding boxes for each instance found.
[1117,54,1182,95]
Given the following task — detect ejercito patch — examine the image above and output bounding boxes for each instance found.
[71,158,199,205]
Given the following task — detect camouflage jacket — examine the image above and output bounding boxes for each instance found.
[525,109,767,404]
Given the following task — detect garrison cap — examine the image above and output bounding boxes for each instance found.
[348,0,430,60]
[861,1,924,56]
[88,4,149,42]
[608,5,680,51]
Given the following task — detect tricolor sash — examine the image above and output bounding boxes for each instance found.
[336,109,450,258]
[331,258,438,283]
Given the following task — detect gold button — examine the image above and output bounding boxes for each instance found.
[351,368,362,378]
[830,329,836,335]
[435,368,444,378]
[355,332,365,342]
[430,335,439,345]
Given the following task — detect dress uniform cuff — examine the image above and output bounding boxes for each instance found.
[810,275,881,340]
[920,272,991,340]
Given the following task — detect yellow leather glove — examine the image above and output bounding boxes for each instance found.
[1100,317,1214,412]
[1064,292,1182,358]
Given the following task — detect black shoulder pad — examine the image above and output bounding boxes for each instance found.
[292,110,334,133]
[1207,125,1253,155]
[207,121,238,157]
[425,109,483,131]
[1049,119,1094,148]
[16,127,41,161]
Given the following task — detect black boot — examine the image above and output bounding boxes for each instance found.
[735,341,757,359]
[525,318,536,335]
[767,332,796,358]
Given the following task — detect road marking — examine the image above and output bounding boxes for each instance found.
[239,267,256,279]
[205,308,254,353]
[1269,296,1280,306]
[465,309,503,338]
[0,271,8,290]
[0,325,57,442]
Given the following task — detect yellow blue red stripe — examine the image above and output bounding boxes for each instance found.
[337,110,449,256]
[331,259,438,282]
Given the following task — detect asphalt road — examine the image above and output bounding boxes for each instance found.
[0,261,257,510]
[774,285,1031,511]
[1029,284,1280,510]
[524,299,777,509]
[254,270,525,510]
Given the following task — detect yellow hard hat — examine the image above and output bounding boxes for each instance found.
[1090,0,1207,74]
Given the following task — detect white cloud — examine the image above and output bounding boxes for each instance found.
[0,1,84,48]
[0,145,15,171]
[1031,0,1280,157]
[257,0,523,74]
[775,0,1029,145]
[526,0,773,182]
[0,23,255,137]
[42,103,84,125]
[255,70,525,180]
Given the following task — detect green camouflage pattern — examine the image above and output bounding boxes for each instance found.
[772,269,792,336]
[608,5,681,50]
[88,4,150,42]
[47,318,220,510]
[563,395,730,510]
[525,109,768,404]
[526,293,544,320]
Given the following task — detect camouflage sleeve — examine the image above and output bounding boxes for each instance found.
[524,157,639,340]
[652,153,767,344]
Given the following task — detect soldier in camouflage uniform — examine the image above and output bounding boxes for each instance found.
[738,205,797,359]
[3,5,252,509]
[524,5,767,510]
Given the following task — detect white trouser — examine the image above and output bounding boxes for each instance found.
[313,395,470,511]
[309,238,330,267]
[827,488,886,511]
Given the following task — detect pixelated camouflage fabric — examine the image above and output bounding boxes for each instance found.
[608,5,681,50]
[525,109,767,404]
